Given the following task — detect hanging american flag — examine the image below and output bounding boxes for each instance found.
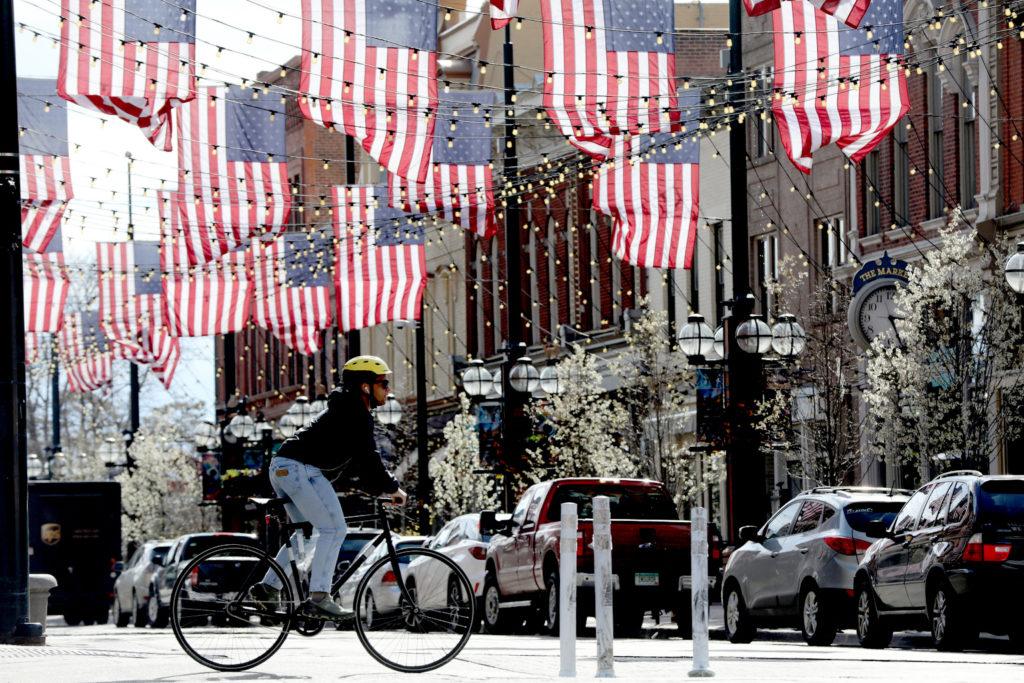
[388,91,496,238]
[490,0,519,29]
[58,311,113,393]
[25,332,41,366]
[540,0,678,159]
[593,89,700,269]
[254,229,333,355]
[96,240,180,388]
[744,0,871,29]
[333,185,426,331]
[772,0,909,173]
[18,78,73,254]
[24,227,71,337]
[58,0,197,151]
[299,0,439,183]
[159,192,254,336]
[177,85,290,265]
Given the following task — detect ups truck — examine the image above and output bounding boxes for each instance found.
[28,481,121,625]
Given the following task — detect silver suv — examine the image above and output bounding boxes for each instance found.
[722,487,910,646]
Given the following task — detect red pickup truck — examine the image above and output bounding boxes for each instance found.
[480,478,720,637]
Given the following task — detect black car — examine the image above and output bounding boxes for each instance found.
[854,471,1024,651]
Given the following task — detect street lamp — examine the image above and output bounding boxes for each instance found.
[376,393,403,425]
[678,313,716,361]
[227,414,257,443]
[539,365,565,395]
[508,356,540,393]
[770,313,807,358]
[99,437,126,469]
[27,453,43,479]
[310,397,328,418]
[277,412,300,440]
[1006,241,1024,294]
[735,314,774,355]
[712,325,725,360]
[461,359,493,397]
[194,421,220,451]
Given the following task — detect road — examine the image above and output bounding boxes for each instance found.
[0,611,1021,682]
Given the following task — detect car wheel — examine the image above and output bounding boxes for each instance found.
[929,581,976,652]
[800,584,837,646]
[723,584,754,644]
[148,586,169,628]
[613,607,645,638]
[542,569,559,636]
[855,582,892,649]
[362,591,377,631]
[113,594,130,628]
[132,591,149,628]
[482,571,514,634]
[1008,628,1024,654]
[63,612,81,626]
[93,608,109,625]
[675,594,693,639]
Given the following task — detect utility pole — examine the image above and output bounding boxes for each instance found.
[415,309,429,531]
[125,153,139,463]
[500,23,526,509]
[723,0,767,540]
[344,136,360,358]
[0,0,41,644]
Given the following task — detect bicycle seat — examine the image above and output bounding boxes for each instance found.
[249,496,291,519]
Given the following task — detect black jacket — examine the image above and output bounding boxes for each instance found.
[275,388,400,496]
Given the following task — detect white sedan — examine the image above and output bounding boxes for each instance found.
[406,514,499,617]
[336,535,426,628]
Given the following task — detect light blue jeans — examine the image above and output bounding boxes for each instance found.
[263,456,347,595]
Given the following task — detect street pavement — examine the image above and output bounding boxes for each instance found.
[0,608,1021,682]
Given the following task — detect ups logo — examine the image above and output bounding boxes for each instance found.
[41,523,61,546]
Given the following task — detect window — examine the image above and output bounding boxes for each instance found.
[944,483,970,526]
[928,73,945,219]
[821,218,847,313]
[510,490,535,531]
[151,545,170,566]
[918,481,952,529]
[864,151,881,235]
[590,210,601,329]
[960,88,977,209]
[893,485,933,535]
[712,221,725,321]
[791,500,825,535]
[821,505,836,526]
[763,502,801,540]
[491,237,501,352]
[689,235,701,315]
[529,220,541,340]
[546,485,678,521]
[547,216,559,337]
[756,233,779,316]
[288,173,303,231]
[893,123,910,225]
[754,66,773,158]
[843,502,905,536]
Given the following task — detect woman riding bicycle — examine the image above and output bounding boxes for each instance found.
[250,355,407,618]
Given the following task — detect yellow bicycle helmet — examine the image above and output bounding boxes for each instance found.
[343,355,392,376]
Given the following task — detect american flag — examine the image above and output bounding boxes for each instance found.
[159,191,254,336]
[58,0,197,151]
[177,85,290,265]
[388,91,497,238]
[490,0,519,29]
[254,229,334,355]
[772,0,909,173]
[540,0,678,159]
[744,0,871,29]
[25,332,41,366]
[593,89,700,269]
[299,0,439,183]
[58,311,113,393]
[96,241,180,388]
[23,227,70,337]
[18,78,73,254]
[333,185,427,331]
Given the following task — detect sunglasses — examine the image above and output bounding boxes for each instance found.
[374,379,390,390]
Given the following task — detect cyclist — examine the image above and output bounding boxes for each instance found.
[250,355,407,618]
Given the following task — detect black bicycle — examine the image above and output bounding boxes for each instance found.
[168,497,475,673]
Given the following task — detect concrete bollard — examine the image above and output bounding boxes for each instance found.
[593,496,614,678]
[559,502,578,678]
[688,507,714,678]
[28,574,57,644]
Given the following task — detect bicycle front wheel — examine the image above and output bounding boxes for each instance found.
[354,547,475,673]
[170,544,295,672]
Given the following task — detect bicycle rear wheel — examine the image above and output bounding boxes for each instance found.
[170,544,295,671]
[354,547,475,673]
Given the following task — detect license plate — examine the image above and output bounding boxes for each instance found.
[634,572,659,587]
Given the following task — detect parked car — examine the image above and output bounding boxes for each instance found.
[111,540,171,627]
[480,478,716,638]
[854,472,1024,651]
[336,535,427,628]
[406,513,506,625]
[148,532,260,627]
[335,528,381,575]
[722,487,910,646]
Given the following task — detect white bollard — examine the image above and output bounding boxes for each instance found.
[688,507,714,678]
[559,502,578,678]
[593,495,614,678]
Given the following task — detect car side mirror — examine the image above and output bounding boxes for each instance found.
[479,510,501,537]
[738,525,760,544]
[866,520,893,539]
[518,520,536,534]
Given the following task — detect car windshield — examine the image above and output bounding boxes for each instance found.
[181,535,259,561]
[843,502,906,536]
[339,537,373,556]
[548,485,678,521]
[978,480,1024,532]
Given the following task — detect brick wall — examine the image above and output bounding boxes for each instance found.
[942,91,961,209]
[1003,36,1024,213]
[675,31,728,78]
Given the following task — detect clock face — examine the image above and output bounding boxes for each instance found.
[851,281,900,348]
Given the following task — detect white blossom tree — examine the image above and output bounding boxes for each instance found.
[429,395,501,521]
[528,344,637,479]
[863,218,1024,479]
[667,448,727,508]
